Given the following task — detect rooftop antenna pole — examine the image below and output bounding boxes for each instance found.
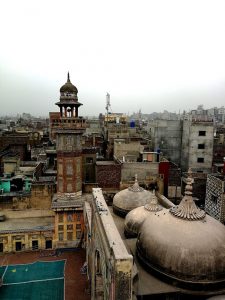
[105,93,111,141]
[106,93,111,115]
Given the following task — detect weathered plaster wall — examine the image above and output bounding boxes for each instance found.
[85,188,133,300]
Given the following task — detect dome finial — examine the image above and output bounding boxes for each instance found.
[185,168,193,196]
[67,72,70,82]
[169,168,205,221]
[128,174,144,192]
[144,189,162,212]
[135,174,138,183]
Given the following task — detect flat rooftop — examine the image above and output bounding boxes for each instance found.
[0,216,54,234]
[52,193,92,210]
[0,250,90,300]
[96,161,118,165]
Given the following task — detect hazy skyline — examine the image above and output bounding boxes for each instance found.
[1,0,225,116]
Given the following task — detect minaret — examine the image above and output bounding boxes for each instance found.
[51,73,86,248]
[54,72,85,195]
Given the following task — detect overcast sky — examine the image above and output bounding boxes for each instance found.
[1,0,225,117]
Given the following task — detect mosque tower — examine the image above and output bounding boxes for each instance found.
[54,72,85,195]
[51,73,86,248]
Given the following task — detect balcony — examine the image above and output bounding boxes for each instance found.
[51,117,86,130]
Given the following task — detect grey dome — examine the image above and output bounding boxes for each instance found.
[136,171,225,289]
[124,191,164,238]
[60,73,78,94]
[113,176,150,217]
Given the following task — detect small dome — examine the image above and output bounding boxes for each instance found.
[60,72,78,94]
[124,191,164,238]
[113,175,150,217]
[136,170,225,289]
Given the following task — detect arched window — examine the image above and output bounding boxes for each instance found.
[95,250,101,275]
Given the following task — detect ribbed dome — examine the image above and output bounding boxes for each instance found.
[113,175,151,217]
[124,191,164,238]
[60,73,78,94]
[136,170,225,289]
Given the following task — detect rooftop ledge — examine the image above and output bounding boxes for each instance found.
[92,188,133,261]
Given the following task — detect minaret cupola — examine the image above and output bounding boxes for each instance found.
[56,72,82,118]
[60,72,78,99]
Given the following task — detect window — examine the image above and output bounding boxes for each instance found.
[199,131,206,136]
[96,250,101,274]
[58,213,64,223]
[45,240,52,249]
[197,157,204,163]
[67,224,73,230]
[211,194,218,204]
[76,224,81,230]
[67,213,73,222]
[86,157,93,163]
[198,144,205,149]
[76,213,81,221]
[58,232,64,241]
[67,232,73,241]
[15,242,22,251]
[32,240,38,250]
[76,224,82,239]
[58,225,64,231]
[76,230,82,239]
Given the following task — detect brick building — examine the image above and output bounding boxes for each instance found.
[213,126,225,172]
[205,174,225,224]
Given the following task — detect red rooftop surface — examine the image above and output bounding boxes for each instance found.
[0,249,90,300]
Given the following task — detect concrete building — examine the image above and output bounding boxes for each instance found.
[0,132,31,167]
[213,126,225,172]
[181,118,214,172]
[113,139,144,162]
[148,112,214,174]
[102,114,141,159]
[148,119,182,166]
[85,118,102,136]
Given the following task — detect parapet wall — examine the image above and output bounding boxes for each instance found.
[87,188,133,300]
